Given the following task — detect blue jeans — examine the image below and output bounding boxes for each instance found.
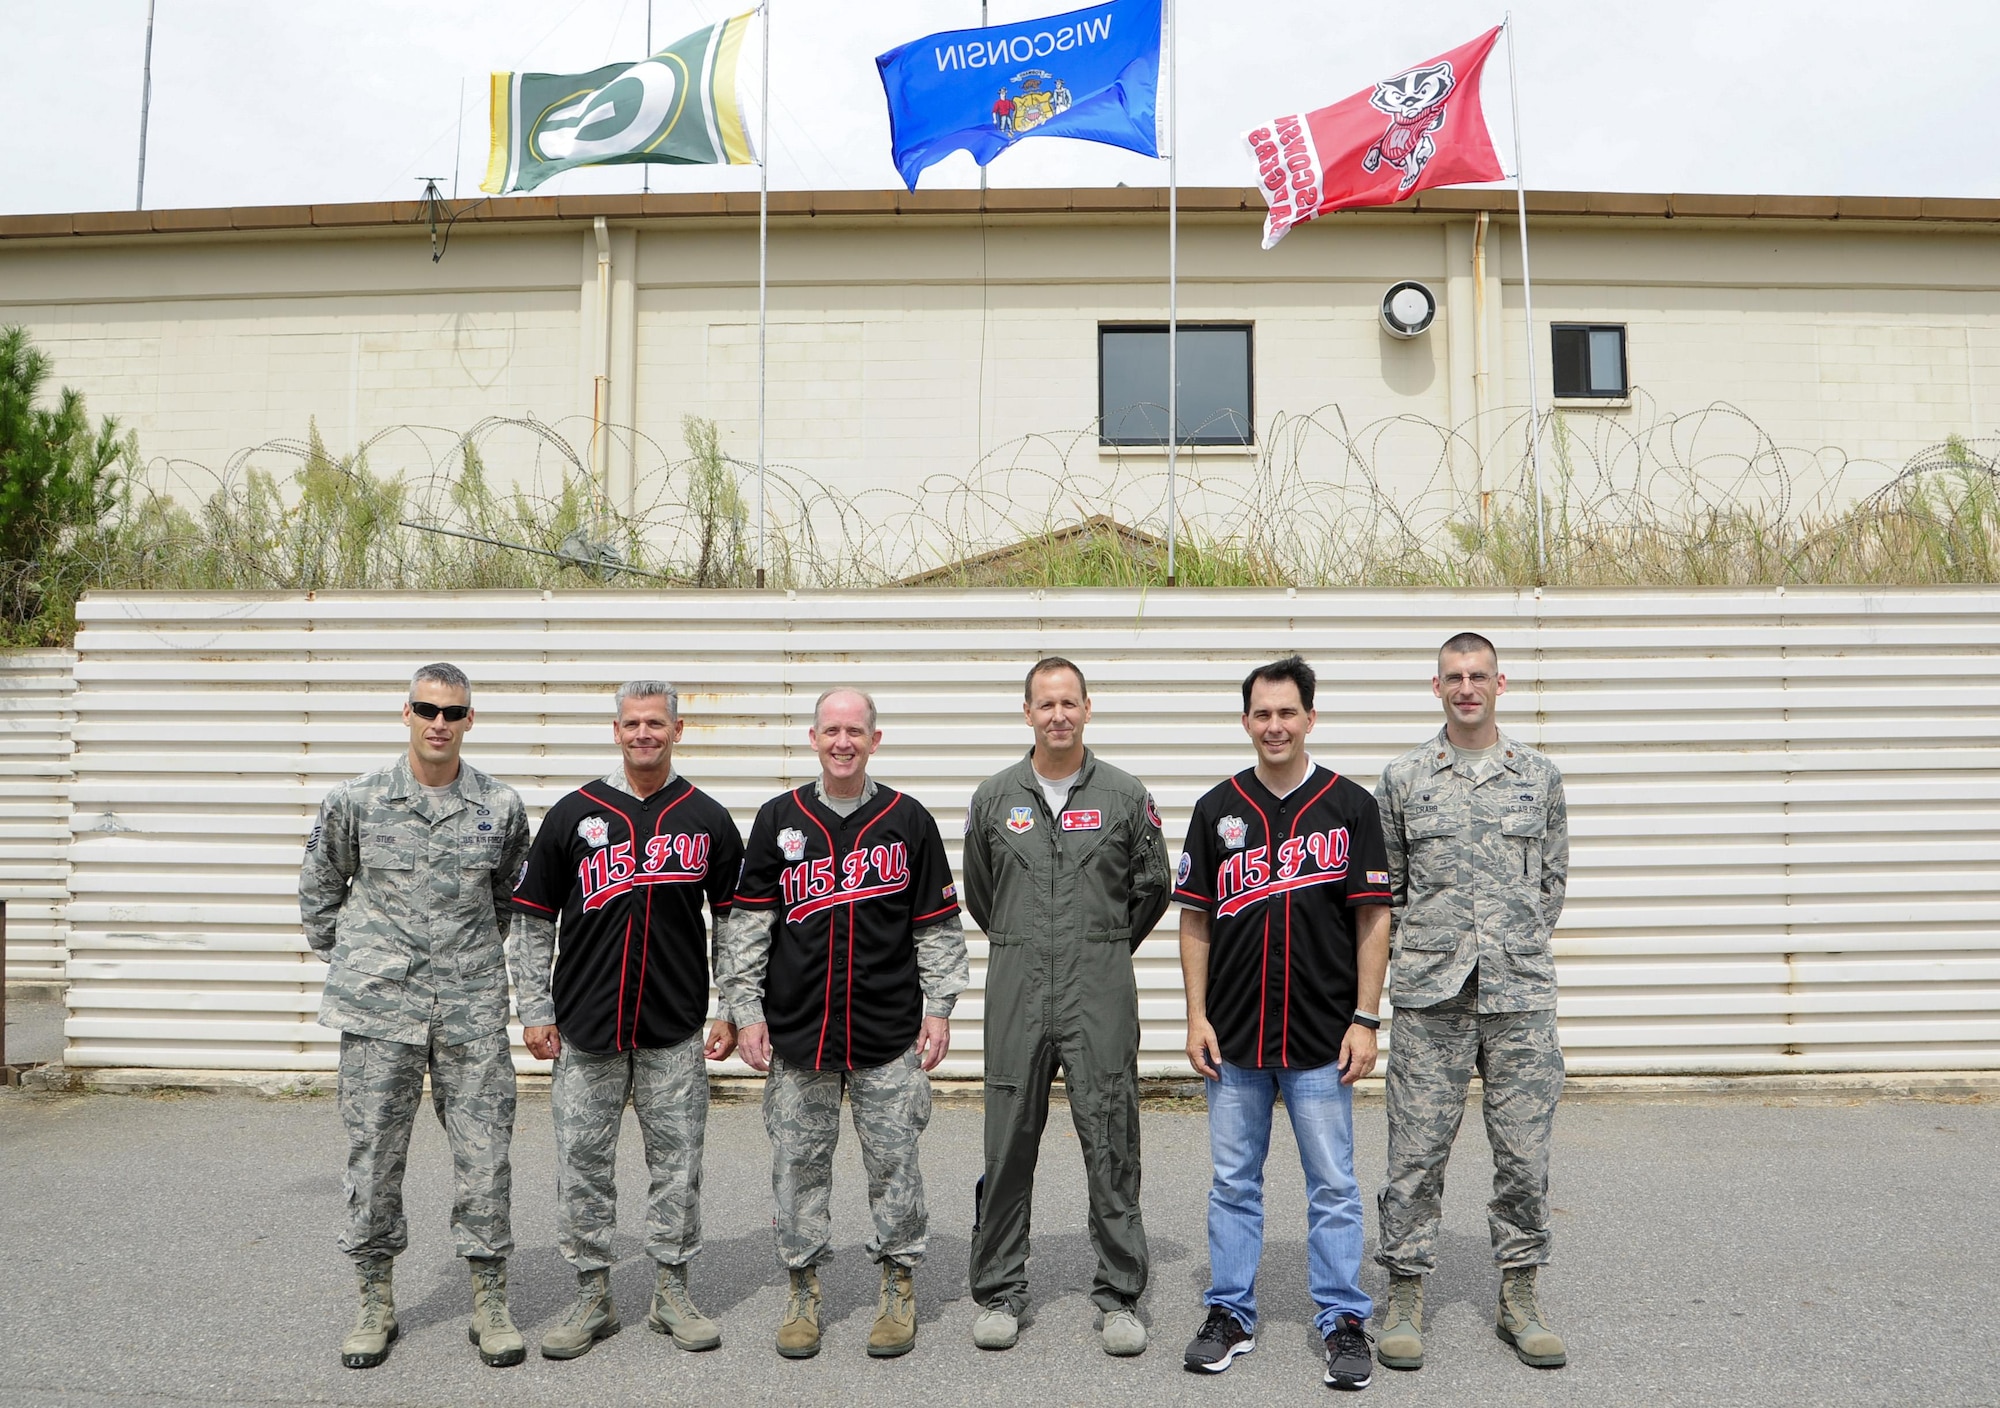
[1204,1059,1370,1337]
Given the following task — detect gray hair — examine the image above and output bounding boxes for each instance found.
[813,687,877,731]
[410,661,471,702]
[614,679,679,720]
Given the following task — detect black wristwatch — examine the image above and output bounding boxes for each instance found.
[1350,1011,1382,1031]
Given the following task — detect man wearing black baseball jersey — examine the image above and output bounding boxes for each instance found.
[508,681,745,1361]
[1175,656,1392,1391]
[717,687,969,1361]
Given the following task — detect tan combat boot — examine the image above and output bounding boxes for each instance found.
[466,1257,526,1367]
[1376,1273,1424,1370]
[1496,1266,1567,1368]
[340,1258,398,1369]
[775,1267,822,1359]
[646,1261,722,1352]
[867,1262,917,1359]
[539,1268,621,1360]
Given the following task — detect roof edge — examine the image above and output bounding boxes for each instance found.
[7,188,1999,242]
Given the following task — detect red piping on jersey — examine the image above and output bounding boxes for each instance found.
[793,789,840,1068]
[909,901,958,924]
[1280,772,1341,1067]
[1228,776,1275,1064]
[513,895,556,915]
[633,782,694,1051]
[847,791,900,1070]
[581,786,641,1049]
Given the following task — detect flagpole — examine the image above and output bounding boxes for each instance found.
[755,0,770,589]
[135,0,157,209]
[1504,11,1548,580]
[1164,0,1178,586]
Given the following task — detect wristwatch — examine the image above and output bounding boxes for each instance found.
[1350,1010,1382,1031]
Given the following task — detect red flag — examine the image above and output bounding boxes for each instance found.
[1245,27,1505,249]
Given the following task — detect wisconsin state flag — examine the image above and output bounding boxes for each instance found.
[1245,27,1504,248]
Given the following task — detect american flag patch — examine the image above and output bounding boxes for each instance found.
[1366,870,1389,885]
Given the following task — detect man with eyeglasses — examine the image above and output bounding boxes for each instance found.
[1371,632,1571,1373]
[300,662,532,1371]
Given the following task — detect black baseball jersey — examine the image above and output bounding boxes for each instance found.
[733,785,960,1072]
[511,775,743,1055]
[1173,764,1392,1070]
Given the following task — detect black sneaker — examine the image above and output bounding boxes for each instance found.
[1323,1313,1374,1390]
[1183,1305,1255,1373]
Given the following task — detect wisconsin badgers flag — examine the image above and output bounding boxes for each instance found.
[1246,27,1504,248]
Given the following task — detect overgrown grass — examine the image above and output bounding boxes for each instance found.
[12,407,1998,647]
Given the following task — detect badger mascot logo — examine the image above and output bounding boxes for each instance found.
[1360,58,1456,191]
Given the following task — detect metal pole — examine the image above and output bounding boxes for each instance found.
[755,0,769,589]
[135,0,157,210]
[1505,12,1549,579]
[1164,0,1178,586]
[644,1,652,195]
[0,899,9,1076]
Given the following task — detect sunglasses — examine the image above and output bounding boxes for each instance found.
[409,701,471,722]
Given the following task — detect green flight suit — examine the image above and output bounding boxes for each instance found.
[963,748,1171,1316]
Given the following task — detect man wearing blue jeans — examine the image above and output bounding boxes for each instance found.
[1174,656,1393,1390]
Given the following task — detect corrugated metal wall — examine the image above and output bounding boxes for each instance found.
[1,649,75,984]
[59,589,2000,1075]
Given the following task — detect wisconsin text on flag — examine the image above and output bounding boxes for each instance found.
[1244,26,1505,249]
[483,11,756,195]
[876,0,1162,191]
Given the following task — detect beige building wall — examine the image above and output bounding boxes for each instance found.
[1,192,1995,561]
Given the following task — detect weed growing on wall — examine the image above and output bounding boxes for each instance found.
[5,311,1998,647]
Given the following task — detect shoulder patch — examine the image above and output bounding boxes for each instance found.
[1144,793,1161,829]
[1176,851,1192,886]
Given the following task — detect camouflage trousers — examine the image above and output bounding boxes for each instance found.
[336,1027,515,1264]
[1376,974,1564,1275]
[551,1033,708,1272]
[764,1049,933,1270]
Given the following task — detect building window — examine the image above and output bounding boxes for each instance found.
[1099,324,1253,445]
[1551,324,1628,398]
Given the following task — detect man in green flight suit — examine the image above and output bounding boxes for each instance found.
[963,656,1172,1356]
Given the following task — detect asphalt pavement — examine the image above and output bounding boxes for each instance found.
[1,1071,1995,1408]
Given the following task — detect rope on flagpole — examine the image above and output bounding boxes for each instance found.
[756,0,770,589]
[1505,10,1549,581]
[1165,0,1179,586]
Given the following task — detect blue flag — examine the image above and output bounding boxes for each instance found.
[876,0,1162,190]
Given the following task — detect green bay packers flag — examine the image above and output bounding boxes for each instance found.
[483,11,757,194]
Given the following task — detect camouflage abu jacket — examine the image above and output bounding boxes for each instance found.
[299,754,532,1045]
[1373,729,1568,1014]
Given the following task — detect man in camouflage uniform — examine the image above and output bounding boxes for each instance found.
[507,681,744,1361]
[299,662,532,1370]
[962,656,1170,1356]
[717,687,969,1360]
[1372,631,1570,1371]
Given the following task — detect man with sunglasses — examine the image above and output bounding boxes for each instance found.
[300,663,532,1372]
[1371,633,1570,1373]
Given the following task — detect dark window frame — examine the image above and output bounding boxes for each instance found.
[1097,322,1256,447]
[1550,323,1629,399]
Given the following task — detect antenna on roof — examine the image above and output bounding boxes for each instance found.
[415,178,448,262]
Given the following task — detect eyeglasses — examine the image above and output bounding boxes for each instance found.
[1441,673,1494,688]
[409,701,471,722]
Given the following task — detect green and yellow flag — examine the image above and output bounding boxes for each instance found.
[483,12,757,194]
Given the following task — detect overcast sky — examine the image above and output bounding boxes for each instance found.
[1,0,1993,214]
